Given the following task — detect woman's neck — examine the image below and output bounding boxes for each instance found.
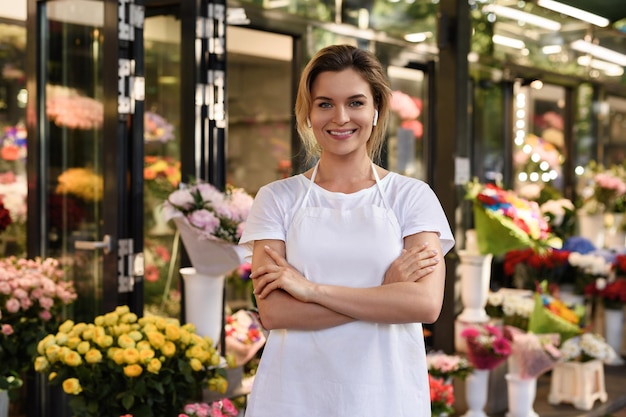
[313,155,375,193]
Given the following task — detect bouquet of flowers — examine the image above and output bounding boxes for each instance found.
[0,257,77,391]
[163,181,253,276]
[505,326,561,379]
[540,197,576,241]
[163,181,253,245]
[460,324,512,370]
[584,277,626,310]
[527,290,585,342]
[578,162,626,214]
[503,248,571,289]
[225,309,266,367]
[486,289,535,330]
[428,374,455,417]
[390,90,423,138]
[465,180,561,255]
[34,306,229,417]
[180,399,239,417]
[426,351,474,381]
[558,333,616,363]
[55,167,104,202]
[567,251,612,295]
[144,111,175,144]
[144,156,181,202]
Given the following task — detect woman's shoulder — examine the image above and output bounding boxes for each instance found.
[383,171,430,192]
[255,174,308,205]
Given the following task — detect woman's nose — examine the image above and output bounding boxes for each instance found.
[332,106,349,124]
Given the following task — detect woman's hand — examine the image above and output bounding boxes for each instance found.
[383,242,439,285]
[251,245,316,302]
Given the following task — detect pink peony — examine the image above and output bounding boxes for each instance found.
[188,210,219,235]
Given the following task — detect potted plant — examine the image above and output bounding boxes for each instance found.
[34,305,230,417]
[0,256,77,393]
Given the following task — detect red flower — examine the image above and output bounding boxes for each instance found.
[428,375,455,415]
[461,324,512,370]
[1,144,20,161]
[0,202,12,233]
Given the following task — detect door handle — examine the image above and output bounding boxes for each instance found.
[74,234,112,255]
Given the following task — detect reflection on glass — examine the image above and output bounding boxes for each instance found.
[226,27,292,193]
[44,0,104,322]
[473,80,504,183]
[513,83,565,195]
[0,23,27,257]
[387,66,426,180]
[143,14,182,319]
[604,96,626,166]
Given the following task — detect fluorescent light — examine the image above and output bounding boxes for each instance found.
[571,40,626,66]
[404,32,431,43]
[577,56,624,77]
[493,35,526,49]
[537,0,609,27]
[483,4,561,31]
[542,44,562,54]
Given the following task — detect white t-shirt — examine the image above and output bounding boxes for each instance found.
[240,172,455,257]
[239,171,455,417]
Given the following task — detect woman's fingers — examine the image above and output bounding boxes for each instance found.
[383,243,440,284]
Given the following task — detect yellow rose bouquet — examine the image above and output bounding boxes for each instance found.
[34,306,229,417]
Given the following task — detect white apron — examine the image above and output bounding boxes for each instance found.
[244,163,430,417]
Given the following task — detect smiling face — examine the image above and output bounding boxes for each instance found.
[309,69,377,159]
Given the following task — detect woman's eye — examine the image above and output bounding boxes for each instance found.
[317,102,332,108]
[350,100,365,107]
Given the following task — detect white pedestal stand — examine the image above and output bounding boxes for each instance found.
[463,369,490,417]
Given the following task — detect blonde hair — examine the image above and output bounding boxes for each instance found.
[295,44,391,163]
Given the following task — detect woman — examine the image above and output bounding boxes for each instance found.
[239,44,455,416]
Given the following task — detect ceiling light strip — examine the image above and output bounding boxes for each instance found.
[483,4,561,31]
[493,34,526,49]
[571,40,626,66]
[537,0,609,27]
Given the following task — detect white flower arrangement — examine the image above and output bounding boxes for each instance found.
[559,333,616,363]
[567,252,612,277]
[486,289,534,330]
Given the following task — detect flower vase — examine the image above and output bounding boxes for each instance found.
[604,307,624,355]
[577,212,605,248]
[605,213,625,248]
[457,251,493,323]
[180,267,225,347]
[505,374,538,417]
[462,369,489,417]
[0,390,7,417]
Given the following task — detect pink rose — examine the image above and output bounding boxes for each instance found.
[39,310,52,321]
[5,297,20,313]
[2,324,13,335]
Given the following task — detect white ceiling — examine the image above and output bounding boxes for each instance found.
[0,0,26,21]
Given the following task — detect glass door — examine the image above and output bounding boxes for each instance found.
[31,0,145,324]
[387,65,430,181]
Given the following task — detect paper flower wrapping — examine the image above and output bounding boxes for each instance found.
[466,180,561,255]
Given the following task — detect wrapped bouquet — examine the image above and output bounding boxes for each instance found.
[466,180,561,255]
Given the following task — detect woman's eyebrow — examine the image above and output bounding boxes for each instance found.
[313,93,368,101]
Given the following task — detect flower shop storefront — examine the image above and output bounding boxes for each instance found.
[2,0,626,416]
